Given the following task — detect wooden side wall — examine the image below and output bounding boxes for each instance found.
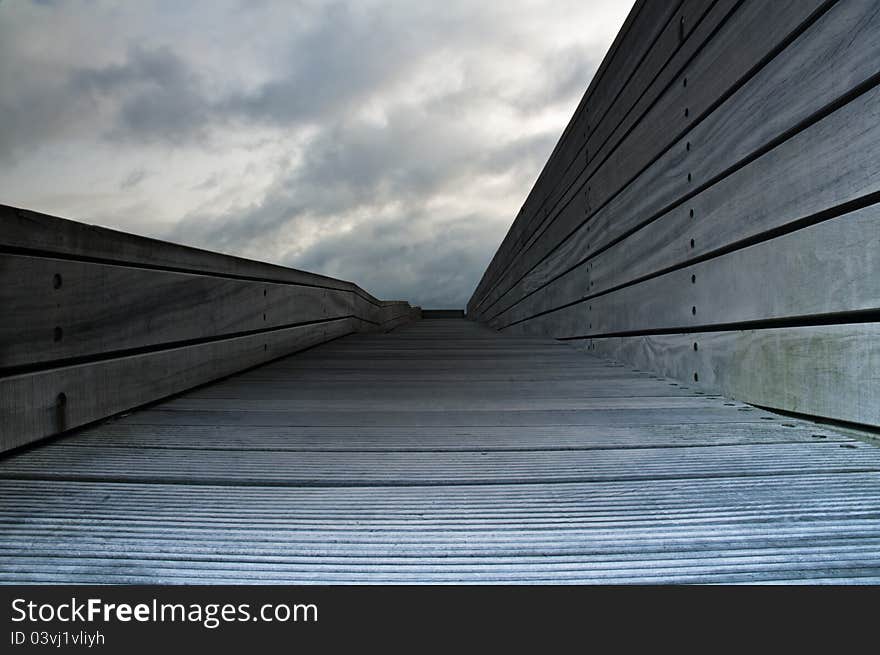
[0,205,420,451]
[467,0,880,427]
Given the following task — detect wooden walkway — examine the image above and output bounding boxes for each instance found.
[2,318,880,583]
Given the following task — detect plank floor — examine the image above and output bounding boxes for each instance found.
[2,318,880,583]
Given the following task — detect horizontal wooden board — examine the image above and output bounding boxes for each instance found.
[187,380,706,400]
[0,253,358,368]
[67,421,838,452]
[0,204,378,299]
[161,396,724,412]
[4,472,880,583]
[471,0,829,317]
[499,204,880,336]
[120,407,782,428]
[488,0,880,325]
[587,323,880,427]
[496,0,733,285]
[3,441,879,486]
[0,318,356,452]
[2,318,878,583]
[469,0,676,306]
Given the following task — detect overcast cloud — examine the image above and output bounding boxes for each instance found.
[0,0,631,307]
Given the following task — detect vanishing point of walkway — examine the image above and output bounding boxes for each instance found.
[2,318,880,583]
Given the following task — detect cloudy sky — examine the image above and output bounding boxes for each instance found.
[0,0,631,307]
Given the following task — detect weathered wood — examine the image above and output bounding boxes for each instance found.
[471,0,829,318]
[523,0,689,215]
[0,206,419,451]
[3,441,879,486]
[587,323,880,427]
[488,0,880,325]
[162,396,723,412]
[122,407,769,428]
[0,204,374,297]
[498,204,880,335]
[489,0,733,295]
[68,421,835,451]
[0,254,357,368]
[2,319,880,583]
[186,380,706,400]
[3,1,880,585]
[0,318,356,452]
[470,0,683,310]
[470,1,878,430]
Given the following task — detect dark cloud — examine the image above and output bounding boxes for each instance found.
[290,210,501,308]
[0,0,631,307]
[167,103,561,306]
[73,46,213,143]
[119,168,151,190]
[226,3,420,124]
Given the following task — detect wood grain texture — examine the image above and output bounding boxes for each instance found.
[469,0,683,311]
[469,0,877,429]
[492,0,730,292]
[0,318,358,452]
[0,254,357,368]
[1,297,419,452]
[470,0,829,318]
[1,207,419,451]
[587,323,880,427]
[499,204,880,336]
[0,204,372,298]
[488,0,880,326]
[2,319,879,583]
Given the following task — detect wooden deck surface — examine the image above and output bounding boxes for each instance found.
[2,318,880,583]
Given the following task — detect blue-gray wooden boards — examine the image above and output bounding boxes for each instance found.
[466,0,880,427]
[0,204,420,452]
[1,318,879,583]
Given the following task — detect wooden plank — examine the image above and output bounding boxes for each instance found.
[349,296,413,328]
[469,0,682,311]
[587,323,880,427]
[160,396,723,412]
[0,254,358,368]
[498,203,880,335]
[523,0,686,213]
[492,0,730,292]
[487,0,880,325]
[3,473,880,583]
[475,0,830,317]
[0,204,376,299]
[68,421,838,451]
[3,318,879,584]
[119,407,781,427]
[187,380,707,399]
[467,0,650,304]
[3,441,879,486]
[0,318,356,452]
[470,0,829,318]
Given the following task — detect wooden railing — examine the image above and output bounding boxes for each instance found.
[467,0,880,427]
[0,204,420,452]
